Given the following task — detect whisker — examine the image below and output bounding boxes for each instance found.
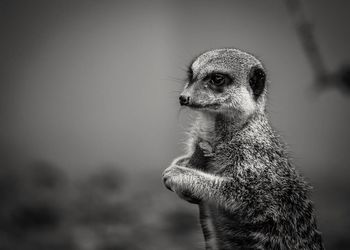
[177,66,188,72]
[176,107,198,132]
[176,106,185,122]
[161,76,186,84]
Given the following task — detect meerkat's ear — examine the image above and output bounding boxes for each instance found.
[248,66,266,100]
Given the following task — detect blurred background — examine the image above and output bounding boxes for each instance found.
[1,0,350,249]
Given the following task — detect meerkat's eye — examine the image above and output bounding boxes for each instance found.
[209,73,230,87]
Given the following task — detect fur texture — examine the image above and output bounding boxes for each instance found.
[163,48,324,249]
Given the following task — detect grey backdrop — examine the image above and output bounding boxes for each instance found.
[1,0,350,249]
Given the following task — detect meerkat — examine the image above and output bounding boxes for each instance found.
[162,48,324,249]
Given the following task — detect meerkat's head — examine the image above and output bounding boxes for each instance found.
[179,48,267,122]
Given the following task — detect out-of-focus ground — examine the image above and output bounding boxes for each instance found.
[0,149,203,250]
[1,0,350,249]
[1,149,350,250]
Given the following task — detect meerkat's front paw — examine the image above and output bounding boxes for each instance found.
[162,165,202,204]
[162,165,186,192]
[172,156,190,166]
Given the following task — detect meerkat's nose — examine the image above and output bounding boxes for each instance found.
[179,95,190,106]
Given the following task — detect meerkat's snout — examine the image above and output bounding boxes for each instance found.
[179,95,190,106]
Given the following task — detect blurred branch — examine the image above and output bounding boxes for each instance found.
[285,0,350,94]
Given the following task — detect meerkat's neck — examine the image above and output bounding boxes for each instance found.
[196,111,272,145]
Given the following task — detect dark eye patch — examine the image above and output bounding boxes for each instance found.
[205,72,233,92]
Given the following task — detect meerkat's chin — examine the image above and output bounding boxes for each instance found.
[186,102,221,111]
